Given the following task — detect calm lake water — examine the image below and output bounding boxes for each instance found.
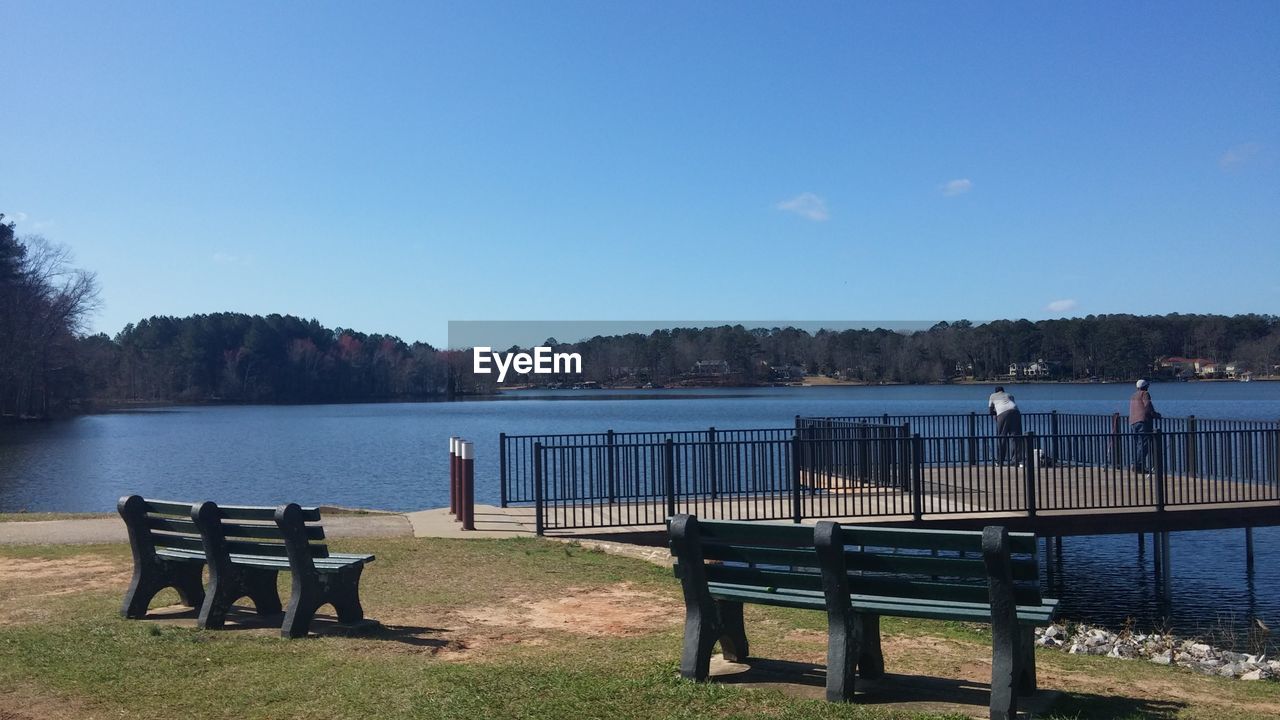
[3,382,1280,644]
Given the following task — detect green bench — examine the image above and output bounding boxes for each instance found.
[118,496,375,638]
[669,514,1057,720]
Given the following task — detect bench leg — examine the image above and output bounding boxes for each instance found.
[825,601,857,702]
[989,618,1019,720]
[122,560,204,619]
[855,614,885,679]
[122,567,165,619]
[244,569,283,616]
[171,562,206,609]
[1017,626,1036,695]
[331,567,366,625]
[198,577,241,629]
[282,572,322,639]
[679,595,720,681]
[716,600,749,662]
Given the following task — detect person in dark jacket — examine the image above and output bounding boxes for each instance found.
[1130,379,1161,472]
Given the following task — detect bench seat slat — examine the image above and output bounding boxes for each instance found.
[706,583,1056,624]
[156,547,372,571]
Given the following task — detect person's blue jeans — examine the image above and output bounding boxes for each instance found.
[1131,419,1153,472]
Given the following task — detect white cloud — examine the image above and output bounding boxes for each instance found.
[940,178,973,197]
[8,211,28,223]
[1220,143,1263,170]
[1045,299,1078,313]
[776,193,829,221]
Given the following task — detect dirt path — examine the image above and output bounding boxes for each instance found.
[0,513,413,545]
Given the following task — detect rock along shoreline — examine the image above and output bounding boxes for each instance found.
[1036,623,1278,681]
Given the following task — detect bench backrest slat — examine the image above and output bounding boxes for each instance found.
[696,543,819,568]
[698,563,824,592]
[845,552,1038,582]
[841,526,1037,555]
[143,499,197,516]
[688,519,814,546]
[218,504,322,522]
[153,534,204,552]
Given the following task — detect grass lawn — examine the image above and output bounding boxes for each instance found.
[1,537,1277,719]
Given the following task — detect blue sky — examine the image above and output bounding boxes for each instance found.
[3,2,1277,347]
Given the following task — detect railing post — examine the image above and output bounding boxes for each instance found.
[498,433,508,508]
[1111,412,1123,468]
[912,433,924,522]
[967,411,978,466]
[664,438,677,520]
[1024,432,1037,517]
[533,442,545,536]
[899,423,912,492]
[606,429,617,503]
[1273,424,1280,500]
[449,437,459,516]
[857,423,870,482]
[460,440,476,531]
[1184,415,1197,477]
[708,426,719,500]
[1050,410,1060,461]
[791,433,803,523]
[1154,430,1166,512]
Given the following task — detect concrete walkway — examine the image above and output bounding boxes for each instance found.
[0,512,414,545]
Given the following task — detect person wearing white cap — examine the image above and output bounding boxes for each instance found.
[1129,379,1162,473]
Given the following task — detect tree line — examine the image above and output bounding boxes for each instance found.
[0,214,100,417]
[538,315,1280,386]
[4,211,1279,417]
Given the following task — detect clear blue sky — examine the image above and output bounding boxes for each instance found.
[3,2,1277,347]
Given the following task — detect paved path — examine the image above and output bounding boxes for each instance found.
[0,512,414,545]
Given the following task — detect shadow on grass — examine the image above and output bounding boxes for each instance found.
[144,604,453,648]
[710,657,1184,718]
[1044,691,1186,720]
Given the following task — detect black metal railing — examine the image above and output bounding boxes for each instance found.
[525,426,1280,533]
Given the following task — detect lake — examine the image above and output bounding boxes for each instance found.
[3,381,1280,645]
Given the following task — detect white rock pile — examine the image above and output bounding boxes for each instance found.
[1035,624,1279,680]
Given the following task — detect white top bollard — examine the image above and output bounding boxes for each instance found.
[460,441,474,461]
[450,437,458,455]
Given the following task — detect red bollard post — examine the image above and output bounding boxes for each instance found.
[461,440,476,531]
[449,437,459,516]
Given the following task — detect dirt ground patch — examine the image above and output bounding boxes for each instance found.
[458,582,679,638]
[761,628,1280,717]
[0,685,103,720]
[0,556,130,625]
[346,582,680,662]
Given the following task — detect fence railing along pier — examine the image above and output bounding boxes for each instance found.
[499,412,1280,534]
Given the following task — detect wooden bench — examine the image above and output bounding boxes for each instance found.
[669,514,1058,720]
[118,496,375,638]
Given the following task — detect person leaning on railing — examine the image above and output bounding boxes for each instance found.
[988,386,1023,466]
[1129,379,1162,473]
